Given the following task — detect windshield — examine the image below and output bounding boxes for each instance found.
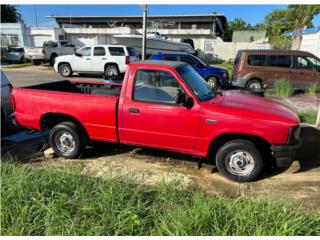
[177,65,215,102]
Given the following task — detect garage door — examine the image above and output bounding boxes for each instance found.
[31,35,51,47]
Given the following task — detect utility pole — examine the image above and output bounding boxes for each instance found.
[141,4,148,60]
[34,5,38,27]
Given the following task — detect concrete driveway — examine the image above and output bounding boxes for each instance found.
[1,64,320,210]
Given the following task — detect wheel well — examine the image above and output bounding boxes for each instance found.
[104,62,119,71]
[58,62,71,70]
[246,78,263,87]
[207,133,271,162]
[40,113,88,138]
[50,53,58,59]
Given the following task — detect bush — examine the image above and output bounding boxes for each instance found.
[273,80,294,98]
[1,163,320,236]
[298,111,318,124]
[307,83,319,95]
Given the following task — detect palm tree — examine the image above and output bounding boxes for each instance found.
[1,5,22,23]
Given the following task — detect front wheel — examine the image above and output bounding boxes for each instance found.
[49,122,87,159]
[215,139,264,182]
[59,63,73,77]
[207,76,219,90]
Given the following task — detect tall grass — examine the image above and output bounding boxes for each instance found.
[273,80,294,98]
[298,111,318,124]
[307,83,319,95]
[1,163,320,236]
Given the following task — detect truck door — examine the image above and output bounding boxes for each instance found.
[120,68,201,154]
[73,47,92,72]
[92,46,107,72]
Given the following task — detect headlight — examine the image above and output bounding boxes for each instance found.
[288,126,300,144]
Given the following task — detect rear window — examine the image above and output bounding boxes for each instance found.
[126,47,136,57]
[247,55,266,66]
[8,48,24,53]
[109,47,125,56]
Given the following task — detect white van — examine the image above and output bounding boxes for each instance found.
[54,45,137,77]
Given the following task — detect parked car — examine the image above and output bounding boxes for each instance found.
[231,50,320,91]
[12,60,301,182]
[5,47,25,64]
[25,46,45,65]
[1,70,15,135]
[43,40,76,66]
[150,53,229,89]
[54,45,137,77]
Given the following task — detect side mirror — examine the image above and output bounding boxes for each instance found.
[75,52,82,57]
[184,96,194,109]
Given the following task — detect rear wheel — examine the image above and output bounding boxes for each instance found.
[215,139,264,182]
[246,79,263,91]
[49,122,87,159]
[59,63,73,77]
[104,65,119,77]
[207,76,219,90]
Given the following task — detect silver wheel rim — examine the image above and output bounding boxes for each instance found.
[225,150,255,176]
[61,66,70,76]
[54,131,75,154]
[249,82,261,90]
[207,77,217,89]
[107,67,118,76]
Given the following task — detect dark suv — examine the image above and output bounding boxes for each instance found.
[231,50,320,91]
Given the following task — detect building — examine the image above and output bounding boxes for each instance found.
[1,23,29,47]
[299,26,320,58]
[48,14,227,51]
[232,30,267,42]
[28,27,65,47]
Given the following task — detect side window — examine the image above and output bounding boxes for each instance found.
[247,55,266,66]
[266,55,277,67]
[77,47,91,57]
[277,55,292,68]
[108,47,125,56]
[162,56,178,61]
[180,56,198,66]
[294,56,317,70]
[133,69,181,104]
[94,47,106,56]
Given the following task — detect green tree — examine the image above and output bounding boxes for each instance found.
[288,5,320,49]
[223,18,265,42]
[1,5,22,23]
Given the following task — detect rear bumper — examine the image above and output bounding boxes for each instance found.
[271,140,301,167]
[230,76,247,88]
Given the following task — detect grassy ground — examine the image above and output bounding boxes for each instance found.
[2,162,319,236]
[1,62,32,69]
[211,62,233,76]
[298,111,318,125]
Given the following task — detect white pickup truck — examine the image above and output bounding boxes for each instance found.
[54,45,137,77]
[25,40,76,65]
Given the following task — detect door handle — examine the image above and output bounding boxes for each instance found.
[101,58,106,60]
[128,108,139,113]
[85,58,91,60]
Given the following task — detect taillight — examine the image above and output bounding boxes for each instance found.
[10,95,16,110]
[236,59,244,74]
[125,56,129,65]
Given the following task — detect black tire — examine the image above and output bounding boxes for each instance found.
[215,139,264,182]
[59,63,73,77]
[246,79,263,91]
[32,59,41,65]
[50,54,57,66]
[104,65,119,77]
[206,76,219,90]
[49,122,87,159]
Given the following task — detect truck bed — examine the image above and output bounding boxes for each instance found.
[24,80,121,96]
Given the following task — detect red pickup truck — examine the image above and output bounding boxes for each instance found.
[12,60,301,182]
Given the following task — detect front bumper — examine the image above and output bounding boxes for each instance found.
[271,140,301,167]
[230,76,247,88]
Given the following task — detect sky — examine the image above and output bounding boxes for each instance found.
[17,4,320,28]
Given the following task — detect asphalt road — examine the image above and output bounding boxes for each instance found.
[2,65,105,88]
